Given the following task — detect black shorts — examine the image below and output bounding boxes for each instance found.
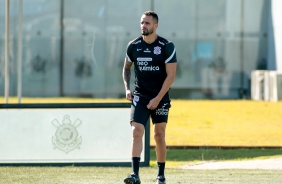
[130,95,171,127]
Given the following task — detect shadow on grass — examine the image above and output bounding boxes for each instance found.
[150,148,282,161]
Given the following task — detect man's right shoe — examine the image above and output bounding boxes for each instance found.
[156,175,166,184]
[124,173,141,184]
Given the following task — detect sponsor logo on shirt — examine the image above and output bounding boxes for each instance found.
[137,57,152,62]
[144,48,151,53]
[138,65,160,71]
[136,57,159,71]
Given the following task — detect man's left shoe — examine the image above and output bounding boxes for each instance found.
[156,175,166,184]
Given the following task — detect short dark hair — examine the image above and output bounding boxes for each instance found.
[143,11,158,23]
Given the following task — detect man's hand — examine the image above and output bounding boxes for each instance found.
[147,97,161,110]
[125,90,132,101]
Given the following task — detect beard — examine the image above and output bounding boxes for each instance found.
[141,28,154,36]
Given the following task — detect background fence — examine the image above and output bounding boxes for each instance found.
[0,0,272,99]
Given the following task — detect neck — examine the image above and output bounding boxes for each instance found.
[142,34,158,44]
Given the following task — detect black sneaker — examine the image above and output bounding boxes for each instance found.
[156,175,166,184]
[124,173,141,184]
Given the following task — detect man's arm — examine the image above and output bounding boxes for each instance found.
[147,62,177,109]
[122,58,133,101]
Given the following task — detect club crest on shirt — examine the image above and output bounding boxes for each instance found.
[154,46,161,55]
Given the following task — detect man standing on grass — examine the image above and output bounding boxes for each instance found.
[122,11,177,184]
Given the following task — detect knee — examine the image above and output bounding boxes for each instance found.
[132,126,144,140]
[154,131,165,144]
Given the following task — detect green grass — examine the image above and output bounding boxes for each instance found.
[1,98,282,183]
[1,148,282,184]
[2,97,282,146]
[151,148,282,167]
[164,100,282,146]
[2,147,282,184]
[1,165,282,184]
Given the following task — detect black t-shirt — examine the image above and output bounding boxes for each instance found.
[126,36,177,100]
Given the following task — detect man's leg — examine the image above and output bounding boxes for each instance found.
[124,122,144,184]
[131,122,145,175]
[154,123,167,177]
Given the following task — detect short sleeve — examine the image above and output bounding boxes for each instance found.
[165,42,177,63]
[126,41,134,62]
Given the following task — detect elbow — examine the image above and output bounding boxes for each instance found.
[167,75,176,84]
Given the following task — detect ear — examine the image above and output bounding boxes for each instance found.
[155,23,158,29]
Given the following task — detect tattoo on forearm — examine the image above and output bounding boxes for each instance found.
[124,69,131,89]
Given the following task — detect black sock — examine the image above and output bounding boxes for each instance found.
[157,162,165,176]
[132,157,140,176]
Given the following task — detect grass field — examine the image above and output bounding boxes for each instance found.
[1,98,282,183]
[1,166,282,184]
[1,148,282,183]
[165,99,282,146]
[3,97,282,146]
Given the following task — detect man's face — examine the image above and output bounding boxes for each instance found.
[140,15,157,36]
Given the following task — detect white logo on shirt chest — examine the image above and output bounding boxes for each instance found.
[154,46,161,55]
